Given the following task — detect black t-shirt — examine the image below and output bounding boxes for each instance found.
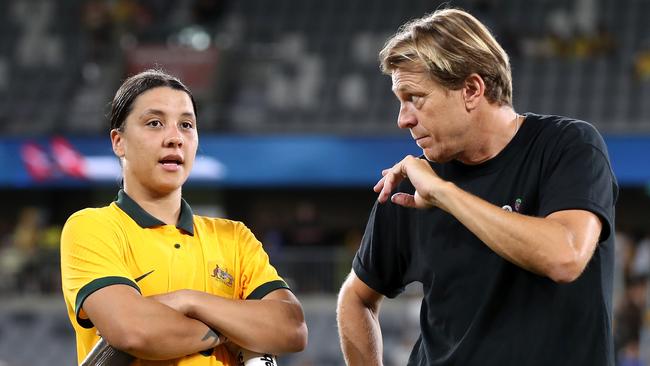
[353,113,619,366]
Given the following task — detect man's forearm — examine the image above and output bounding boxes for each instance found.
[337,287,383,366]
[435,182,600,282]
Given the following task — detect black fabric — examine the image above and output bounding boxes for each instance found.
[353,113,618,366]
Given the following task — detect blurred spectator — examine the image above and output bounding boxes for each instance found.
[575,0,598,35]
[634,39,650,82]
[112,0,156,42]
[13,207,41,255]
[286,201,326,247]
[615,275,648,366]
[527,5,616,59]
[631,236,650,278]
[591,23,616,57]
[634,52,650,81]
[81,0,115,62]
[11,0,63,68]
[546,8,574,57]
[614,231,650,366]
[0,207,63,294]
[641,290,650,366]
[191,0,230,29]
[0,207,41,293]
[616,232,636,308]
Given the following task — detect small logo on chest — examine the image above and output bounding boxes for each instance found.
[211,264,234,287]
[502,198,523,212]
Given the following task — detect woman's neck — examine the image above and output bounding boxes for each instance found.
[123,184,182,226]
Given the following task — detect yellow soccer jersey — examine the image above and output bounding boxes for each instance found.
[60,190,289,366]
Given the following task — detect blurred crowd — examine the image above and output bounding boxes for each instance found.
[81,0,230,62]
[0,207,61,294]
[616,232,650,366]
[3,0,650,137]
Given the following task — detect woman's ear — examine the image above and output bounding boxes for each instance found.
[462,73,485,111]
[110,129,125,158]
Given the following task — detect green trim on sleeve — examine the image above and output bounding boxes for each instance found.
[246,280,290,300]
[75,276,141,329]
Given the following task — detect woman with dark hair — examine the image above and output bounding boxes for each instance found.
[61,69,307,365]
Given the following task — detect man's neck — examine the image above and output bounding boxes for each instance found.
[457,106,520,165]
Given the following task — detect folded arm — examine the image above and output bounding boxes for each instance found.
[153,288,308,355]
[82,284,223,360]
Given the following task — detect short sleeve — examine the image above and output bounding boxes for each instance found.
[236,223,289,300]
[353,199,410,298]
[539,124,618,241]
[60,210,140,329]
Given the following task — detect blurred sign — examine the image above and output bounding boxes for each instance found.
[0,135,647,188]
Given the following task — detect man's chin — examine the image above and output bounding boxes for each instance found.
[423,150,451,163]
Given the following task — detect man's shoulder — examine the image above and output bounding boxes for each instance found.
[525,112,601,136]
[524,112,607,150]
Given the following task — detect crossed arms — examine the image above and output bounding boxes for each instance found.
[83,285,307,360]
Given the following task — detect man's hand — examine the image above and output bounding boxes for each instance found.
[374,155,448,209]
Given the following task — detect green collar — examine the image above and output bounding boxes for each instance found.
[115,189,195,236]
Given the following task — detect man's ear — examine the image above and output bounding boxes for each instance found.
[110,129,125,158]
[462,73,485,111]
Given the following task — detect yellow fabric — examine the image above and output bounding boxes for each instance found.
[60,200,286,366]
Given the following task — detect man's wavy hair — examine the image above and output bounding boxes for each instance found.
[380,8,512,106]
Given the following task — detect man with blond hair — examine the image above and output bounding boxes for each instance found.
[337,8,617,366]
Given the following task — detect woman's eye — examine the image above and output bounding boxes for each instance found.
[181,121,194,129]
[146,120,162,127]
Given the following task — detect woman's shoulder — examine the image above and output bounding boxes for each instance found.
[193,215,254,237]
[194,215,247,228]
[64,203,122,229]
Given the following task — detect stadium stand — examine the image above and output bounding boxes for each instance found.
[0,0,649,135]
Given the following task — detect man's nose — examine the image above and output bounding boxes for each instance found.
[397,103,417,129]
